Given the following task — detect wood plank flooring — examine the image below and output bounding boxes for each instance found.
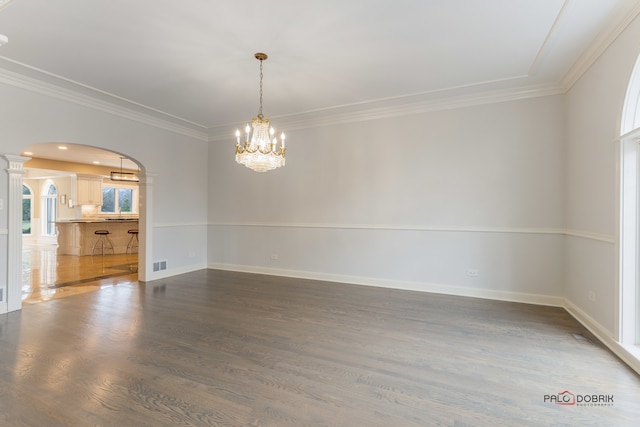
[21,244,138,304]
[1,269,639,426]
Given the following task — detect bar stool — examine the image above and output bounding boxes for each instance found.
[126,229,139,254]
[92,230,114,256]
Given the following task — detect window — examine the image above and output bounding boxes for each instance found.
[101,185,137,214]
[622,53,640,135]
[22,184,32,234]
[42,182,57,236]
[620,52,640,350]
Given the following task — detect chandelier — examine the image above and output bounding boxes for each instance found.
[235,53,286,172]
[110,157,139,182]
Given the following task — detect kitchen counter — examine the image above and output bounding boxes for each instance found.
[56,218,139,223]
[56,219,139,255]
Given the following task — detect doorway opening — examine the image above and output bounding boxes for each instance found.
[18,143,148,305]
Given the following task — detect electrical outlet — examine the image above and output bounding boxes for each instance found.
[466,269,479,277]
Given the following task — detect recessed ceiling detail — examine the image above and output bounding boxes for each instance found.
[0,1,638,134]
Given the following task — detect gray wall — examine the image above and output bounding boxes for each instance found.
[208,95,566,304]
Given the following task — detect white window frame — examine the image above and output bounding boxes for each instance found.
[41,180,57,237]
[100,183,139,215]
[22,184,32,235]
[619,52,640,353]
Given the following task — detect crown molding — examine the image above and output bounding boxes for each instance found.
[207,82,564,142]
[1,56,561,145]
[561,1,640,91]
[1,2,637,145]
[0,67,209,141]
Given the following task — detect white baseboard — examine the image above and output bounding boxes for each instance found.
[563,299,640,376]
[207,262,564,307]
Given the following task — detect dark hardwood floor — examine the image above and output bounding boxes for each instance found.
[1,269,639,426]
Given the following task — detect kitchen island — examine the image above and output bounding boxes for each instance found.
[56,219,139,256]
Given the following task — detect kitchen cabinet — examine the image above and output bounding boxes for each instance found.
[76,175,103,205]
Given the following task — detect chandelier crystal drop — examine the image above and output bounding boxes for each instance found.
[235,53,286,172]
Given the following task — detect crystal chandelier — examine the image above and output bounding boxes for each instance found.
[235,53,286,172]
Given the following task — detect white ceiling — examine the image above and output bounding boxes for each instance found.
[21,142,140,169]
[1,0,640,160]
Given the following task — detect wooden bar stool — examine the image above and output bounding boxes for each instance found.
[92,230,114,256]
[126,229,139,254]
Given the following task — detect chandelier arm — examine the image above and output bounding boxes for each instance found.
[236,144,285,157]
[258,146,274,155]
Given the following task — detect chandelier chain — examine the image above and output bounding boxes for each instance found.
[258,59,264,117]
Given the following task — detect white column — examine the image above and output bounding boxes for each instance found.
[138,172,154,282]
[4,154,30,312]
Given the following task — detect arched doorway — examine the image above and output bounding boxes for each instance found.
[6,143,152,308]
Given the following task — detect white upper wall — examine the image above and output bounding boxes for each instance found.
[565,13,640,236]
[210,95,565,230]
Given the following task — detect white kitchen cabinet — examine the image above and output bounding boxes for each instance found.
[76,175,103,205]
